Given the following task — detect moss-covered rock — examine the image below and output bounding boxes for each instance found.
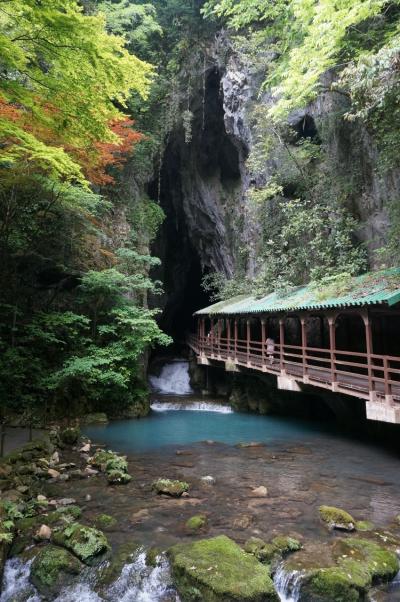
[168,535,279,601]
[186,514,207,532]
[107,469,132,485]
[319,505,355,531]
[152,478,189,497]
[146,547,161,567]
[335,538,399,582]
[244,535,301,565]
[301,566,363,602]
[60,427,80,446]
[30,544,82,597]
[90,449,132,485]
[52,523,110,565]
[94,514,117,530]
[97,542,140,589]
[80,413,109,425]
[355,520,375,532]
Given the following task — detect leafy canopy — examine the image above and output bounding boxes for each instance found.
[0,0,153,183]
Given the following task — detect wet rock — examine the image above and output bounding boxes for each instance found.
[80,412,108,425]
[36,524,52,540]
[146,547,161,567]
[52,523,110,565]
[251,485,268,497]
[233,514,253,529]
[30,544,82,597]
[185,514,207,533]
[130,508,150,523]
[244,535,301,565]
[169,535,279,601]
[356,520,375,532]
[107,469,132,485]
[79,443,91,453]
[97,542,140,589]
[47,468,61,479]
[94,514,117,530]
[319,505,355,531]
[176,450,193,456]
[60,427,80,446]
[200,475,215,485]
[152,478,189,497]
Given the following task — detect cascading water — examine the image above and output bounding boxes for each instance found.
[149,359,193,395]
[0,552,179,602]
[273,563,303,602]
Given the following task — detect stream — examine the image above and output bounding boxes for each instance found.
[2,359,400,601]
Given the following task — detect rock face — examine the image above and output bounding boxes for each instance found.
[168,535,279,601]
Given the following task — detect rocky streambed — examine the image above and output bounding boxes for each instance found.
[0,420,400,601]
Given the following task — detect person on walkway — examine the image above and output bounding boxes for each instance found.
[266,337,275,364]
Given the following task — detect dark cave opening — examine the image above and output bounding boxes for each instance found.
[148,66,242,349]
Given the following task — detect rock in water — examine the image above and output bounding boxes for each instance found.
[36,524,52,540]
[52,523,110,565]
[319,505,355,531]
[251,485,268,497]
[168,535,279,601]
[30,545,82,597]
[152,478,189,497]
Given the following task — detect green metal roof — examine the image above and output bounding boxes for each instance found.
[195,268,400,316]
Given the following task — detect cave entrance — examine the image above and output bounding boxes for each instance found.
[148,65,242,352]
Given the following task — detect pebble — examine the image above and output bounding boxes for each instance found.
[56,498,76,506]
[251,485,268,497]
[36,524,52,540]
[47,468,60,479]
[37,494,47,502]
[51,451,59,464]
[84,467,98,476]
[85,494,92,502]
[201,475,215,485]
[80,443,91,453]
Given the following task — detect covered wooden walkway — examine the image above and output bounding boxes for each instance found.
[188,269,400,423]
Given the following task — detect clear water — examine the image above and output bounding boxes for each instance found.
[84,410,335,454]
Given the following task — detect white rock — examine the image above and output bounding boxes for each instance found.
[251,486,268,497]
[201,475,215,485]
[57,498,76,506]
[85,494,91,502]
[37,494,47,502]
[47,468,60,479]
[80,443,91,453]
[36,524,51,540]
[51,451,59,464]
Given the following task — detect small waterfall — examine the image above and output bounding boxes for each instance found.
[0,558,39,602]
[274,563,303,602]
[149,360,193,395]
[151,401,233,413]
[1,552,179,602]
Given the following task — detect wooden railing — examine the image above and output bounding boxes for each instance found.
[187,333,400,402]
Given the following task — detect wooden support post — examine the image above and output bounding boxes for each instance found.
[300,316,307,378]
[234,318,238,361]
[362,310,377,401]
[328,315,337,391]
[246,319,251,365]
[227,318,231,359]
[218,319,222,357]
[279,318,285,372]
[261,319,266,367]
[210,318,215,355]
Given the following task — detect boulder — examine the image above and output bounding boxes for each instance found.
[319,505,355,531]
[30,544,82,597]
[152,478,189,497]
[244,535,301,565]
[60,427,80,446]
[169,535,278,601]
[185,514,207,532]
[36,524,52,540]
[52,523,110,565]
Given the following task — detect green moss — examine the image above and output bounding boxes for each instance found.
[319,505,355,530]
[94,514,117,530]
[146,547,161,567]
[186,515,207,532]
[81,413,108,425]
[168,535,279,601]
[90,450,116,469]
[60,428,80,446]
[271,536,302,555]
[107,469,132,485]
[152,479,189,497]
[303,567,362,602]
[337,538,399,583]
[30,545,82,596]
[52,523,110,565]
[97,542,140,589]
[355,520,375,532]
[56,505,82,520]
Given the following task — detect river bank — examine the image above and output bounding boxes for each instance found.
[1,400,400,600]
